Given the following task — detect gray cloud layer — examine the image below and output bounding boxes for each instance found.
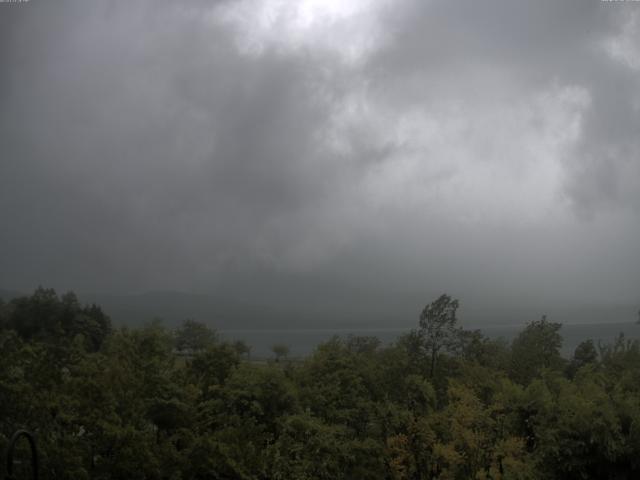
[1,0,639,322]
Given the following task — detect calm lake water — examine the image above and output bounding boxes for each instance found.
[220,322,640,359]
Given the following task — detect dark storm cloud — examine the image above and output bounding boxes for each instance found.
[1,0,349,291]
[1,0,639,319]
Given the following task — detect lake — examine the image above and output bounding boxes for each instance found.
[220,322,640,359]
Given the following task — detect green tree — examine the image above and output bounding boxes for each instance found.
[458,329,511,371]
[4,287,111,351]
[268,414,353,480]
[418,294,461,377]
[188,343,240,397]
[567,339,598,378]
[174,319,218,354]
[232,339,252,359]
[272,344,290,363]
[510,315,564,385]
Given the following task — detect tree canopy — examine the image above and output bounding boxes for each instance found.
[2,288,640,479]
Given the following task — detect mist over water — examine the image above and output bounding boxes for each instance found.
[221,322,640,358]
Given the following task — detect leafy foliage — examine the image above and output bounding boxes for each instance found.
[174,319,218,354]
[510,315,564,385]
[418,294,461,377]
[1,289,639,479]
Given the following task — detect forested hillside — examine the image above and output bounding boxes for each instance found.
[2,288,640,479]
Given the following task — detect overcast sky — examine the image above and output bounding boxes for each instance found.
[1,0,639,323]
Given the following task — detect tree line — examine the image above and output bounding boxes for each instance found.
[1,288,640,479]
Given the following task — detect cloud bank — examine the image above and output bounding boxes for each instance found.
[1,0,639,321]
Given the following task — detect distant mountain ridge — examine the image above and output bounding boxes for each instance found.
[1,288,637,331]
[81,291,288,329]
[78,293,640,330]
[0,289,23,302]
